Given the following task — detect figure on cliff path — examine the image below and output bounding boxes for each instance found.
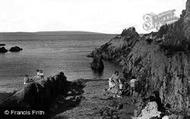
[107,71,123,97]
[129,76,138,96]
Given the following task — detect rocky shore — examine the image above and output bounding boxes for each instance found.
[0,77,138,119]
[0,72,85,119]
[89,0,190,118]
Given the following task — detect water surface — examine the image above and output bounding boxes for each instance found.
[0,32,121,92]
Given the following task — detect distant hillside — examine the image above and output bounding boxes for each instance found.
[35,31,108,36]
[0,31,116,41]
[0,31,110,36]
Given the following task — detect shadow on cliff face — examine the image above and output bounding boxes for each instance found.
[0,72,86,119]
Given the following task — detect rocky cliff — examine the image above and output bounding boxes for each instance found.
[90,0,190,118]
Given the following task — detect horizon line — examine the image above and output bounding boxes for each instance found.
[0,29,148,35]
[0,30,119,35]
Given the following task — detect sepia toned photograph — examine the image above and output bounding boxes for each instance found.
[0,0,189,119]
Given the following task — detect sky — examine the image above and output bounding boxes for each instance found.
[0,0,186,34]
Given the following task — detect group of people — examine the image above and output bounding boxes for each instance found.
[107,71,138,97]
[23,69,44,85]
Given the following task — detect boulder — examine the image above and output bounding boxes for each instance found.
[91,55,104,73]
[136,101,161,119]
[9,46,23,52]
[0,47,8,53]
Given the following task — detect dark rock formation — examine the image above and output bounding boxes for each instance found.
[90,27,139,62]
[90,54,104,73]
[121,27,139,37]
[156,0,190,51]
[90,0,190,118]
[0,44,6,46]
[184,0,190,40]
[0,72,85,119]
[0,47,8,53]
[9,46,23,52]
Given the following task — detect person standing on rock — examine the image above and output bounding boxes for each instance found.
[117,78,124,97]
[24,75,29,85]
[24,75,33,85]
[36,69,40,76]
[129,76,138,96]
[34,69,44,81]
[39,70,44,79]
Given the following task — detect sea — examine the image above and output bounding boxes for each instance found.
[0,32,121,92]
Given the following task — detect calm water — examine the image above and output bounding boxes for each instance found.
[0,33,121,92]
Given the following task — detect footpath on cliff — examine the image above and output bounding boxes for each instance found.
[51,79,137,119]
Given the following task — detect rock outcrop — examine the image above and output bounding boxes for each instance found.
[184,0,190,40]
[9,46,23,52]
[0,44,6,46]
[90,54,104,73]
[90,0,190,118]
[90,27,139,62]
[0,72,85,119]
[0,47,8,53]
